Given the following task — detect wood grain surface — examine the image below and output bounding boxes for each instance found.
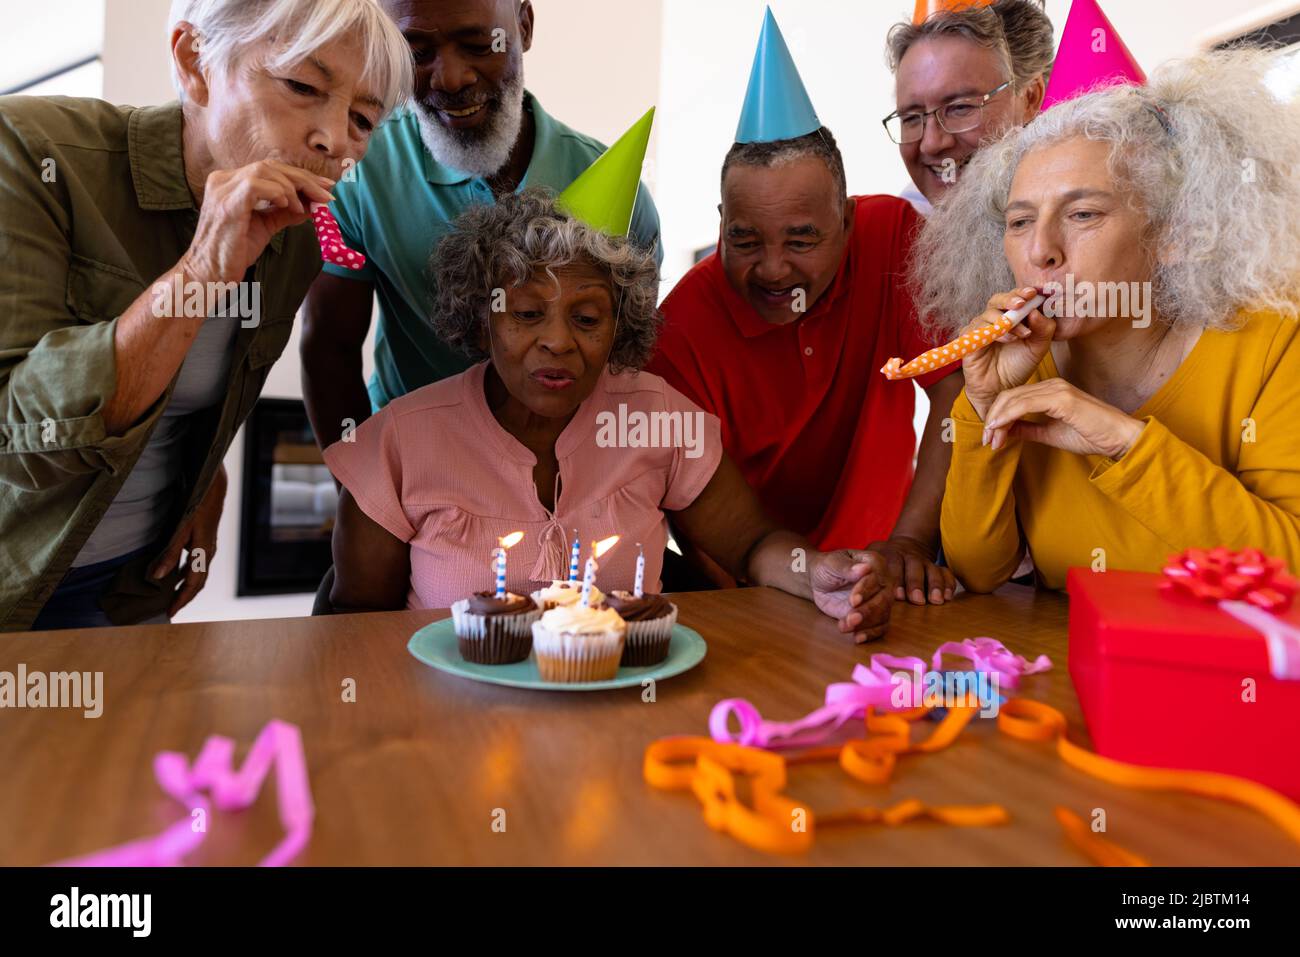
[2,585,1296,865]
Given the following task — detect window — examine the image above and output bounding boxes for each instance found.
[0,2,104,98]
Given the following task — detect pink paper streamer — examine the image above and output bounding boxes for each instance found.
[53,720,313,867]
[709,638,1052,750]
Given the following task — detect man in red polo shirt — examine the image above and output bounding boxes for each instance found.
[649,128,962,604]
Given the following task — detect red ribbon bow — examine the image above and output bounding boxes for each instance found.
[1161,547,1298,612]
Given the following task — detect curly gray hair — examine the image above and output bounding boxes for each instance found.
[431,189,662,371]
[911,48,1300,337]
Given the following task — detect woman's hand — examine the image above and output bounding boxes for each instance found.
[983,378,1146,458]
[962,286,1056,421]
[150,464,226,616]
[808,550,893,643]
[181,160,335,286]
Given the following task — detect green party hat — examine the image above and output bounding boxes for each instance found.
[556,107,655,236]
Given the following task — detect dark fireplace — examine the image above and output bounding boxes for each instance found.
[237,398,336,596]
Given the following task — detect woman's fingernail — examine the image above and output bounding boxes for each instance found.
[981,428,990,446]
[1010,297,1024,308]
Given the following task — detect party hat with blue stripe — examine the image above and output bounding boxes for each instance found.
[735,7,821,144]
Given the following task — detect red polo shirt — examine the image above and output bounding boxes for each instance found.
[647,194,953,550]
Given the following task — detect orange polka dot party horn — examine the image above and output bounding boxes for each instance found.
[881,292,1045,381]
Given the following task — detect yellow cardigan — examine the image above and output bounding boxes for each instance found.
[941,309,1300,592]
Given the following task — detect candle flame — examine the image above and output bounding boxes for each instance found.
[499,531,524,549]
[592,535,620,559]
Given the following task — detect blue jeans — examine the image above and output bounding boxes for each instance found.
[29,544,170,631]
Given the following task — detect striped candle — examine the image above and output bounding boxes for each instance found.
[569,531,581,582]
[494,547,507,599]
[494,532,524,601]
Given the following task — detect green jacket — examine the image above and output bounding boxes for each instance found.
[0,96,322,631]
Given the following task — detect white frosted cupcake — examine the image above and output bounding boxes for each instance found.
[531,603,627,683]
[530,579,604,611]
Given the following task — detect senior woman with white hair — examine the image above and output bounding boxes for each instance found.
[0,0,412,631]
[324,189,896,642]
[915,49,1300,593]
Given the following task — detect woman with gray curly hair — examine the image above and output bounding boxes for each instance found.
[915,49,1300,594]
[323,189,895,641]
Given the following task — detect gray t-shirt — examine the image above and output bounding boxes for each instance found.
[72,314,241,566]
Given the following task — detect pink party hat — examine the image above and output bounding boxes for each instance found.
[1042,0,1145,109]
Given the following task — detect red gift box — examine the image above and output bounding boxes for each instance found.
[1067,565,1300,798]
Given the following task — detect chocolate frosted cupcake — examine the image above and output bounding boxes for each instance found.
[450,592,541,664]
[531,603,627,683]
[530,579,604,611]
[605,591,677,666]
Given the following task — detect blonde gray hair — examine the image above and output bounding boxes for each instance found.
[887,0,1054,94]
[168,0,412,118]
[911,48,1300,336]
[432,189,662,372]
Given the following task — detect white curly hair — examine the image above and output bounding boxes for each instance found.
[911,48,1300,337]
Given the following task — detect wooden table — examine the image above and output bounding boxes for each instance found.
[2,586,1296,866]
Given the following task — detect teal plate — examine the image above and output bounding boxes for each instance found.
[407,619,707,691]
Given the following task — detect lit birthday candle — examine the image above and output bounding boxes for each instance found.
[581,535,621,607]
[634,543,645,598]
[493,531,524,599]
[569,530,581,582]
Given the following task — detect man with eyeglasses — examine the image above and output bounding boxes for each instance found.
[885,1,1053,216]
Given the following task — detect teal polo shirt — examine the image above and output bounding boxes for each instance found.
[324,91,663,412]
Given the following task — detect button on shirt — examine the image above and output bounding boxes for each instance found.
[647,195,954,551]
[324,92,663,412]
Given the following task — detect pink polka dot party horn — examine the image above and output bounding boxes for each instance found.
[881,293,1045,381]
[311,202,366,271]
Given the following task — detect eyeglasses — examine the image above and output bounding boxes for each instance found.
[882,81,1012,145]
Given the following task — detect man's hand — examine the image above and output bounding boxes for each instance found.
[867,535,955,605]
[808,549,893,643]
[149,465,226,616]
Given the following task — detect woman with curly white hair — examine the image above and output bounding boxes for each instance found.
[912,49,1300,593]
[323,189,896,641]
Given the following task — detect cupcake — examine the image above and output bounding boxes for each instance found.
[530,579,604,611]
[450,592,540,664]
[531,603,627,683]
[604,591,677,666]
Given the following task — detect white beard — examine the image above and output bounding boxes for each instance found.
[414,70,525,178]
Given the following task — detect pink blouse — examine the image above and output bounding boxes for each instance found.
[323,361,723,610]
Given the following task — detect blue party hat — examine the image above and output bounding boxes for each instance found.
[735,7,821,144]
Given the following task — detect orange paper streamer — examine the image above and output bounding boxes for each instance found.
[645,696,1300,863]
